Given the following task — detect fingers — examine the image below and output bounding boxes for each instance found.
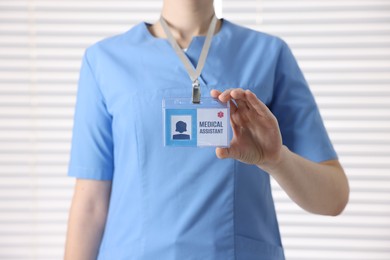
[215,147,229,159]
[210,88,247,103]
[229,89,272,118]
[230,90,250,111]
[244,90,274,118]
[217,88,235,103]
[210,89,238,114]
[231,89,257,111]
[214,88,252,110]
[210,88,247,107]
[210,88,272,122]
[210,89,221,98]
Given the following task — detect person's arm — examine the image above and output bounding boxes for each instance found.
[211,88,349,216]
[64,179,112,260]
[261,148,349,216]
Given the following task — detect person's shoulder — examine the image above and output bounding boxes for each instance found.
[223,19,287,49]
[83,22,148,59]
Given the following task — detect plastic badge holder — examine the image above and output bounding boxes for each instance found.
[163,97,231,147]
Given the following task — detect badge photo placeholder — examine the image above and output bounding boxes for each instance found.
[171,115,192,140]
[165,109,197,147]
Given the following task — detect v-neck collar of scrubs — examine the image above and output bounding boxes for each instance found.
[142,18,227,52]
[140,19,228,89]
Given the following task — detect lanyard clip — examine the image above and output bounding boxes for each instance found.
[192,79,201,104]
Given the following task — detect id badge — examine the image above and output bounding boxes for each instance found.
[163,97,231,147]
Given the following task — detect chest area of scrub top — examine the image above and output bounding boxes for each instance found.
[137,36,278,97]
[98,32,280,123]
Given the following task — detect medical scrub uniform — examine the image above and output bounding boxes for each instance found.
[67,18,337,260]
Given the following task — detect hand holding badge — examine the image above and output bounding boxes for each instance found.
[211,88,284,167]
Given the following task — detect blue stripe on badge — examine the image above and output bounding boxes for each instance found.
[165,109,197,147]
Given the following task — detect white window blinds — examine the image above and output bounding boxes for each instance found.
[0,0,389,259]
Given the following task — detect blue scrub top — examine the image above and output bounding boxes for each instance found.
[68,18,337,260]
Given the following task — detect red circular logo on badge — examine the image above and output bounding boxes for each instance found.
[217,111,224,118]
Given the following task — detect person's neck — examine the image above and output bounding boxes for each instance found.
[148,0,221,48]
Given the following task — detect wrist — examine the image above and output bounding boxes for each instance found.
[257,145,290,174]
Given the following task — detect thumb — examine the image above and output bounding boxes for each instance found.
[216,147,238,160]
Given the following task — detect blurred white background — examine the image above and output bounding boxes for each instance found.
[0,0,389,259]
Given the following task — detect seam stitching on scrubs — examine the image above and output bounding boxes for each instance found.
[133,97,147,258]
[269,39,285,112]
[84,48,111,110]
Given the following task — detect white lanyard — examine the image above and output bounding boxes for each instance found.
[160,15,218,103]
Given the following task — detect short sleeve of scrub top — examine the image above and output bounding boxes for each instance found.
[270,40,337,162]
[67,51,114,180]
